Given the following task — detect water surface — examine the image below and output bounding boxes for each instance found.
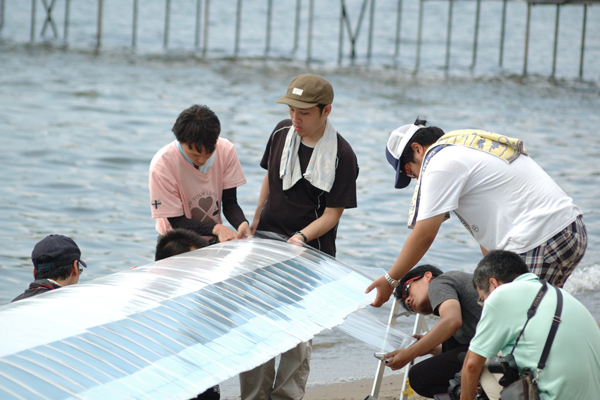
[1,1,599,397]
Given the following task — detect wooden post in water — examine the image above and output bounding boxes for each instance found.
[523,2,531,76]
[394,0,403,59]
[551,4,560,78]
[471,0,481,69]
[96,0,103,48]
[265,0,273,56]
[579,4,587,79]
[164,0,171,48]
[235,0,242,56]
[415,0,424,70]
[64,0,71,41]
[202,0,210,57]
[338,2,344,64]
[293,0,301,54]
[307,0,314,64]
[30,0,36,42]
[132,0,138,47]
[445,0,454,70]
[367,0,375,62]
[195,0,202,48]
[0,0,5,32]
[499,0,507,66]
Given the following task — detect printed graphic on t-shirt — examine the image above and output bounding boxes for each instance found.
[189,191,220,223]
[151,199,162,209]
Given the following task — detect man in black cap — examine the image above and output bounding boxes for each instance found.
[243,74,359,399]
[12,234,87,302]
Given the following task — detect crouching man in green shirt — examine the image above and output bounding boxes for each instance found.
[461,250,600,400]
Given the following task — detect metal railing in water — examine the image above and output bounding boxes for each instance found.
[0,0,597,79]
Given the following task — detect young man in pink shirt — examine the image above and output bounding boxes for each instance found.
[149,104,251,242]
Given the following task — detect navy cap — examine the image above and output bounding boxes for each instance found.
[385,123,426,189]
[31,234,87,271]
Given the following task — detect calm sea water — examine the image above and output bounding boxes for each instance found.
[1,1,599,398]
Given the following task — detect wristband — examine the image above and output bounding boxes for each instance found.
[294,231,308,243]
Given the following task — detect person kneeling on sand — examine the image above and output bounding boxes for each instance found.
[155,228,210,261]
[382,265,482,399]
[154,228,219,400]
[460,250,600,400]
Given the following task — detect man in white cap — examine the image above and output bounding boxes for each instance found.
[366,118,586,307]
[243,74,359,399]
[12,234,87,302]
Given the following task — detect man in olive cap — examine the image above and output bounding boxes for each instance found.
[12,234,87,302]
[243,75,359,399]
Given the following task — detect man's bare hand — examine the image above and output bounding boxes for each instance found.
[365,276,393,307]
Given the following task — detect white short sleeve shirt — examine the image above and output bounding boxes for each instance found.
[417,146,581,253]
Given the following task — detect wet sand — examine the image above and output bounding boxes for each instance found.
[304,374,412,400]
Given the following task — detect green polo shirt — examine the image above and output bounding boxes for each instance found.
[469,273,600,400]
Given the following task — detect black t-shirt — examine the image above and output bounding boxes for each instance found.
[257,119,359,256]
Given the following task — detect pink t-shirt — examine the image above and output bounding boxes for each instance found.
[149,138,246,235]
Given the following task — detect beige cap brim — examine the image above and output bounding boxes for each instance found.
[275,96,319,109]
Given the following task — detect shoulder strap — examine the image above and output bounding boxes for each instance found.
[509,280,548,355]
[537,286,563,370]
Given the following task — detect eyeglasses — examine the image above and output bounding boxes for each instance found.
[401,276,422,312]
[405,163,417,179]
[78,261,83,275]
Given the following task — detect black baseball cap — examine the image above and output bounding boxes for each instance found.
[31,234,87,271]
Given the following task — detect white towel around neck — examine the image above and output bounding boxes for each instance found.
[279,118,338,192]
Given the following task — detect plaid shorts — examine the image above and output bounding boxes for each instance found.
[519,214,587,287]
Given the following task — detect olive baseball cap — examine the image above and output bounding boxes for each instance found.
[276,74,334,108]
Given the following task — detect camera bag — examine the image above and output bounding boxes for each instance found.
[500,281,563,400]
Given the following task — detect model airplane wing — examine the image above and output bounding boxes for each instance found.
[0,238,413,400]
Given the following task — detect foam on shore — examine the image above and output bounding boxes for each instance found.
[564,264,600,294]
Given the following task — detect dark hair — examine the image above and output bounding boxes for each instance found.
[34,255,74,280]
[155,229,210,261]
[400,117,445,169]
[317,104,327,115]
[172,105,221,154]
[472,250,529,294]
[393,264,443,310]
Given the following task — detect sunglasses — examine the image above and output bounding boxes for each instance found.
[401,276,422,312]
[405,163,417,179]
[78,261,84,275]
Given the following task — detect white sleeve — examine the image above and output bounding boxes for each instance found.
[417,155,469,221]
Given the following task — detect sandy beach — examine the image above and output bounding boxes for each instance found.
[304,374,416,400]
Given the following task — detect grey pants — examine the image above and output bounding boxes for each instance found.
[239,341,312,400]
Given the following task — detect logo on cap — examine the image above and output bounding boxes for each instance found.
[292,88,303,96]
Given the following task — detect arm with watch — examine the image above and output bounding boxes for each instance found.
[366,214,446,307]
[288,207,345,246]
